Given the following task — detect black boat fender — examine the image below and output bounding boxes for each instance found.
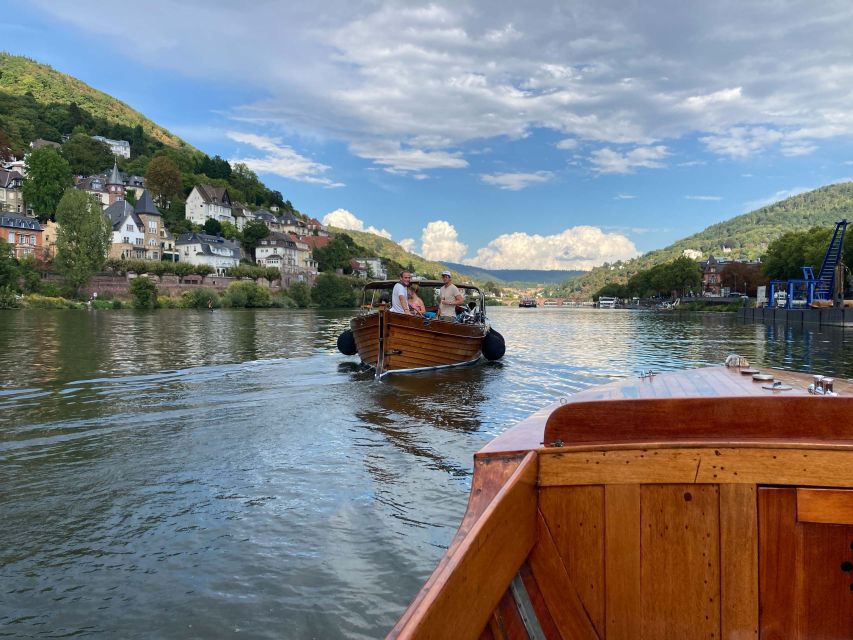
[337,329,357,356]
[482,328,505,361]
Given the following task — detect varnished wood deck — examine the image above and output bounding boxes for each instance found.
[389,366,853,640]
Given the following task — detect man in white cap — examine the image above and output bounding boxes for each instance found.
[438,271,463,321]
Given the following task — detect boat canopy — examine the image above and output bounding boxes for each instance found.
[361,279,482,294]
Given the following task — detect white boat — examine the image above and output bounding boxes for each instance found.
[597,296,617,308]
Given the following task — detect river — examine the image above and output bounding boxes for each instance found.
[1,307,852,639]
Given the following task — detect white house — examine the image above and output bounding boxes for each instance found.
[256,232,299,272]
[91,136,131,159]
[351,257,387,280]
[185,185,233,226]
[103,200,145,259]
[176,232,241,275]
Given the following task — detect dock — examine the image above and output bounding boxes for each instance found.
[739,305,853,327]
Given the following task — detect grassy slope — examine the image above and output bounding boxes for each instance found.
[0,52,185,147]
[567,181,853,295]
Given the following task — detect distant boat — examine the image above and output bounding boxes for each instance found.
[336,280,505,379]
[597,295,617,308]
[388,365,853,639]
[518,297,537,308]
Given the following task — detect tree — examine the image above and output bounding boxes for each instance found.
[145,155,182,206]
[22,147,72,222]
[289,281,311,307]
[311,273,357,308]
[60,133,113,175]
[54,188,111,294]
[0,240,20,290]
[313,235,357,273]
[130,276,158,308]
[203,218,223,236]
[240,220,270,260]
[0,128,13,162]
[220,219,238,240]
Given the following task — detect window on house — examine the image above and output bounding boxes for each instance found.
[149,221,156,233]
[127,224,134,231]
[123,236,130,243]
[8,232,14,244]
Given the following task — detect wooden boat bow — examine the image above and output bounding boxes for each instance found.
[389,366,853,640]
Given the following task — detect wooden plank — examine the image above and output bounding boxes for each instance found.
[489,590,529,640]
[539,447,853,488]
[389,452,538,640]
[528,511,600,640]
[604,484,640,640]
[799,519,853,637]
[517,563,562,640]
[543,396,853,447]
[539,486,605,636]
[797,488,853,525]
[758,488,800,639]
[719,484,758,640]
[640,484,721,639]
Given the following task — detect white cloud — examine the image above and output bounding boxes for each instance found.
[399,238,417,253]
[556,138,579,150]
[28,1,853,171]
[590,146,669,174]
[322,208,392,238]
[420,220,467,262]
[467,226,639,270]
[680,87,743,110]
[614,193,637,200]
[227,131,343,187]
[685,195,722,201]
[480,171,554,190]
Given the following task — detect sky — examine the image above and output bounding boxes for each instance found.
[5,1,853,270]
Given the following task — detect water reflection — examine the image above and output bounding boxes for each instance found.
[1,307,853,639]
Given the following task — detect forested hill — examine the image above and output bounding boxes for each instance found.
[564,181,853,297]
[327,227,453,278]
[442,262,585,285]
[0,53,184,148]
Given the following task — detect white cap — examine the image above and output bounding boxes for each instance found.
[441,271,451,277]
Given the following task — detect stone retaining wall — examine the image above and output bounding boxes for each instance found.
[43,273,284,298]
[738,306,853,327]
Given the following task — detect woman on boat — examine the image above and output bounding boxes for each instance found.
[408,282,427,316]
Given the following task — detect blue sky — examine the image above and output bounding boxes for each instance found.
[5,1,853,269]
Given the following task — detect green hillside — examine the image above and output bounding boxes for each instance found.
[0,53,184,147]
[562,182,853,297]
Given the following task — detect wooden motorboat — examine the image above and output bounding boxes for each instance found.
[519,297,537,308]
[389,365,853,639]
[337,280,504,379]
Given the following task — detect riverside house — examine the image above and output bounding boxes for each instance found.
[0,169,24,214]
[103,200,145,259]
[176,232,241,275]
[185,185,233,226]
[0,213,43,258]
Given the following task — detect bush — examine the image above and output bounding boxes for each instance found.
[130,276,158,309]
[0,285,20,309]
[222,281,272,308]
[91,298,114,309]
[271,294,297,308]
[23,294,81,309]
[312,273,358,308]
[157,295,179,308]
[289,281,311,307]
[37,281,65,297]
[111,299,124,309]
[180,287,219,309]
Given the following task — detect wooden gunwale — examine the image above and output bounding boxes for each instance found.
[388,452,538,639]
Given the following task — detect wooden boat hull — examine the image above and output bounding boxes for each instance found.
[351,310,485,378]
[389,367,853,639]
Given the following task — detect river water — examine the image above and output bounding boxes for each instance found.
[2,307,852,639]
